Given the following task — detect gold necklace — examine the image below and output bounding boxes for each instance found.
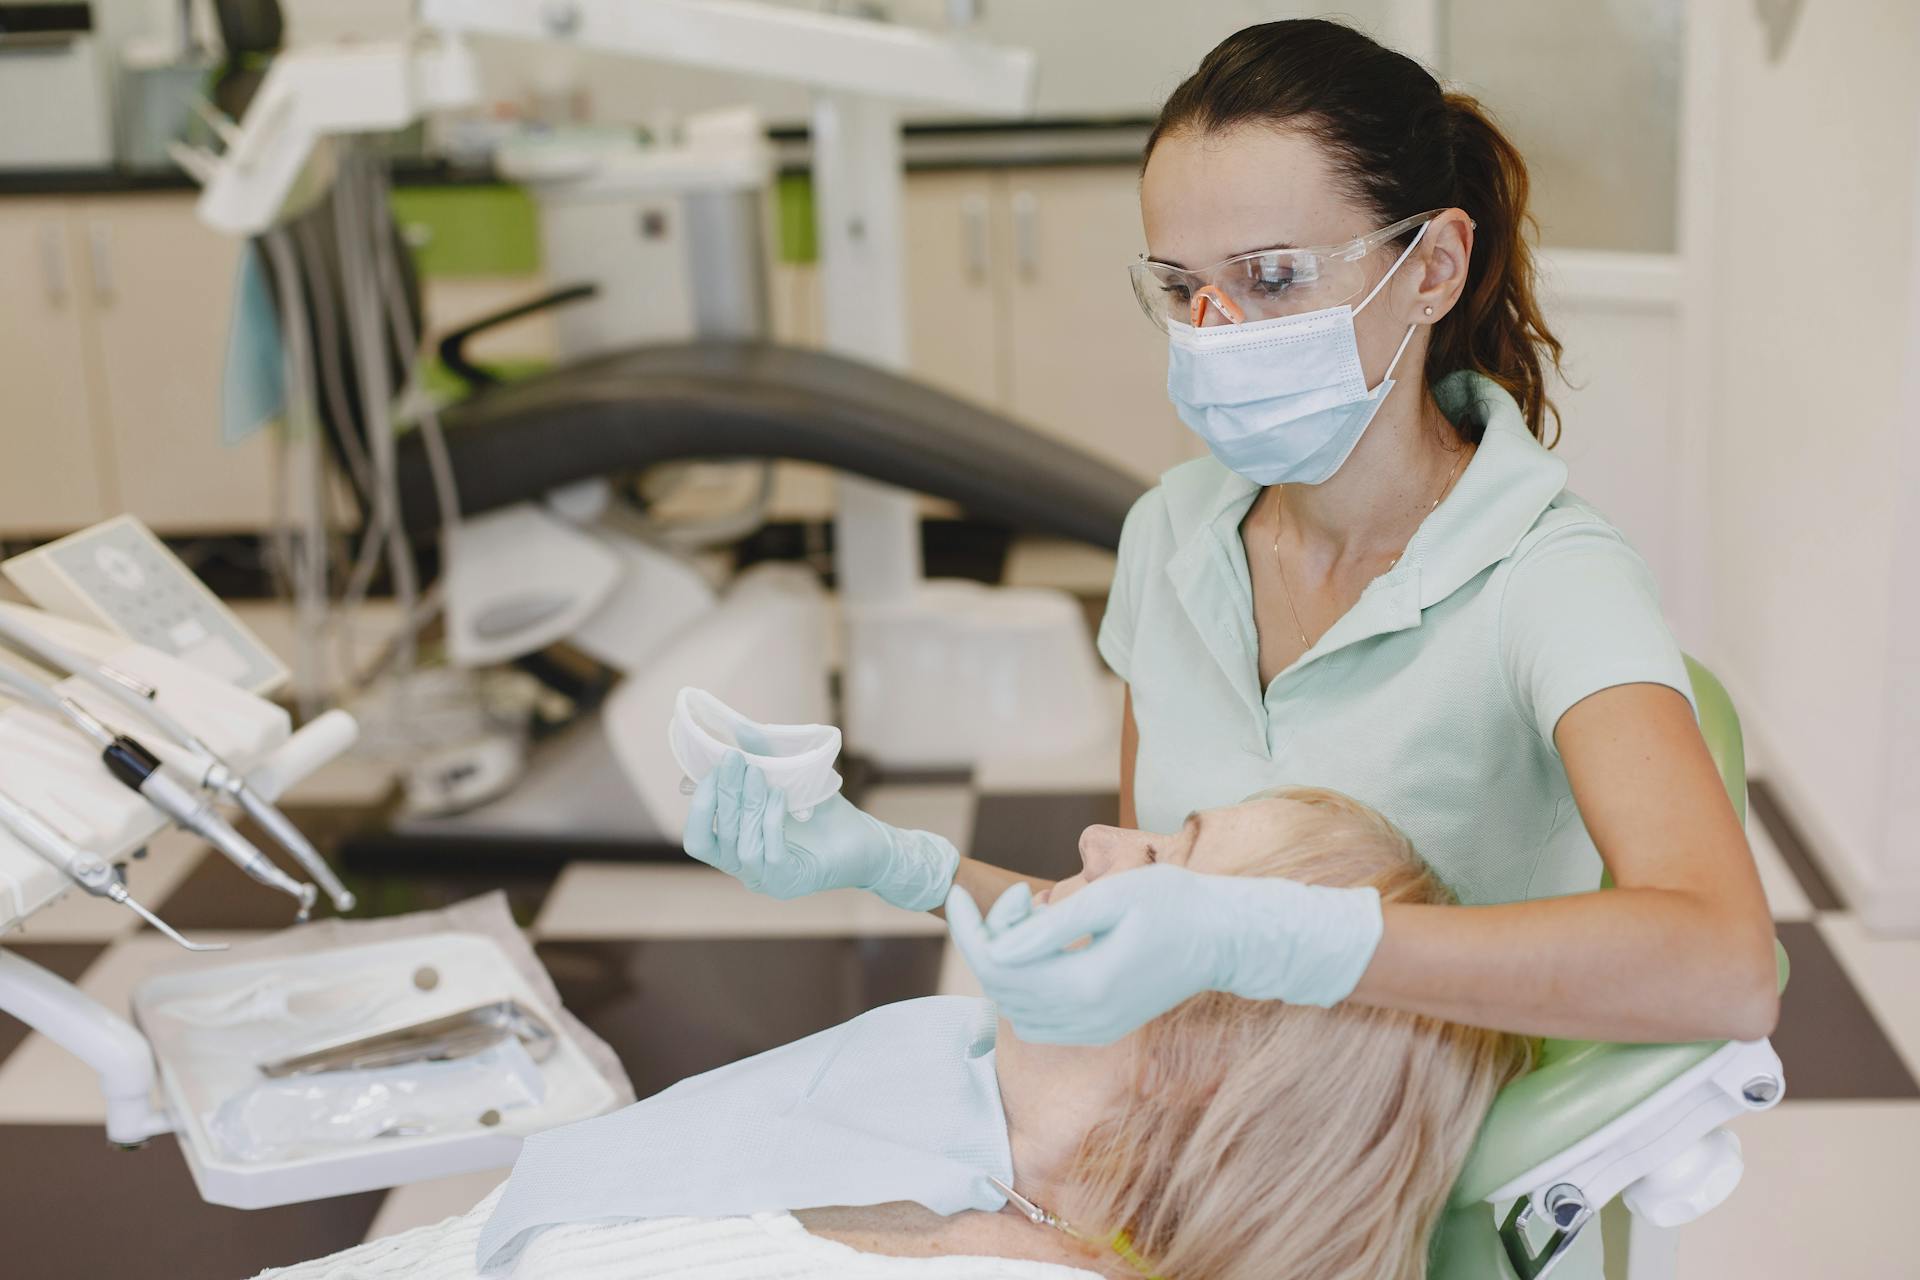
[1269,448,1468,650]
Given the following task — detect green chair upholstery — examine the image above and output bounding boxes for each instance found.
[1428,656,1788,1279]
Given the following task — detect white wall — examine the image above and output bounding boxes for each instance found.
[1690,0,1920,930]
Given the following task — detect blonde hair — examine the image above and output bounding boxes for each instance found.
[1068,787,1530,1280]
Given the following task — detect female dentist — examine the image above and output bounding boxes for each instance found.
[684,19,1779,1053]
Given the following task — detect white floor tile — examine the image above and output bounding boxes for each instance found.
[362,1165,508,1242]
[973,676,1125,795]
[1817,914,1920,1081]
[0,929,269,1123]
[1746,814,1814,922]
[1675,1101,1920,1278]
[7,831,209,942]
[1002,539,1118,596]
[862,783,976,851]
[532,863,946,941]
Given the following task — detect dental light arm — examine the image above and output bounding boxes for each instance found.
[183,0,1034,235]
[0,664,317,919]
[0,611,356,912]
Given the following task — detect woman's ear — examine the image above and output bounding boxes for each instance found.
[1401,208,1474,324]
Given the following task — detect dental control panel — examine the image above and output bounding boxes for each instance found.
[3,515,288,696]
[0,518,354,935]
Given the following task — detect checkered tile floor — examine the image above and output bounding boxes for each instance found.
[1,565,1913,1277]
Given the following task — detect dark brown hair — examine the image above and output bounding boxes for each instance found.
[1145,19,1565,445]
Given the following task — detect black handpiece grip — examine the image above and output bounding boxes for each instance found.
[102,737,163,790]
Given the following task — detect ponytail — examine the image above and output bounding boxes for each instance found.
[1145,20,1567,444]
[1433,93,1564,445]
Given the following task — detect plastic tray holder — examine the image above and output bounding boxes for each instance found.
[132,930,623,1209]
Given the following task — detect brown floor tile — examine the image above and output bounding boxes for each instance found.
[969,792,1118,881]
[0,1126,383,1278]
[1771,921,1919,1100]
[536,936,944,1101]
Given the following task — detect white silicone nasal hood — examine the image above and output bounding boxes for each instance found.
[667,687,844,821]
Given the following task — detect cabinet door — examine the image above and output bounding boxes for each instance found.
[998,168,1192,482]
[82,195,277,532]
[902,171,1003,408]
[0,200,112,536]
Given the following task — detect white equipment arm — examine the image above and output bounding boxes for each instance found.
[190,0,1034,236]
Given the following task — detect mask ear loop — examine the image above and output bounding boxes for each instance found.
[1351,221,1432,387]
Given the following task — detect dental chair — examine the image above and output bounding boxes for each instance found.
[257,164,1144,864]
[1431,657,1788,1280]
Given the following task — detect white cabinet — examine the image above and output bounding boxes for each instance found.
[995,169,1191,481]
[902,171,1002,407]
[894,165,1191,484]
[0,200,113,535]
[0,194,275,538]
[83,196,277,532]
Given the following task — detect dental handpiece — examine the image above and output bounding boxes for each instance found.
[98,731,318,921]
[0,667,317,920]
[0,615,356,912]
[0,789,225,951]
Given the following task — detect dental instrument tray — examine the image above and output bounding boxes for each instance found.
[258,999,558,1077]
[131,932,623,1209]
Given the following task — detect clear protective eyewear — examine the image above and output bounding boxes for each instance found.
[1128,209,1447,332]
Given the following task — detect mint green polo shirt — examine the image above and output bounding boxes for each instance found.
[1098,371,1694,908]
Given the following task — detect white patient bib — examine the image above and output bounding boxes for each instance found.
[475,996,1013,1271]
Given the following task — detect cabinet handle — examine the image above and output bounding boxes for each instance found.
[961,193,990,283]
[38,224,68,305]
[1011,190,1038,280]
[87,222,114,305]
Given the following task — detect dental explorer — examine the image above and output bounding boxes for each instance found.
[0,664,317,919]
[0,789,225,952]
[0,612,356,911]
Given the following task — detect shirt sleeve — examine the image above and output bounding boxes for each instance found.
[1497,520,1695,749]
[1096,488,1164,684]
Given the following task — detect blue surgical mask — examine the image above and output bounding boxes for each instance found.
[1165,224,1428,486]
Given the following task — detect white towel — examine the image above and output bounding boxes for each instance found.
[254,1186,1099,1280]
[477,997,1014,1268]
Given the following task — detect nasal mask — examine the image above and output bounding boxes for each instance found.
[1166,223,1429,486]
[667,687,843,821]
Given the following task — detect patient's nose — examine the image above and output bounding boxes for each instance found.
[1076,824,1153,881]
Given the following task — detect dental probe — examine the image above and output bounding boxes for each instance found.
[0,665,318,920]
[0,789,226,951]
[0,615,356,912]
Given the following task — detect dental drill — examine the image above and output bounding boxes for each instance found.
[0,612,357,911]
[0,789,225,952]
[0,665,318,920]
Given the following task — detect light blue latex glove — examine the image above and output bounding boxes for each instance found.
[682,752,960,911]
[946,866,1384,1045]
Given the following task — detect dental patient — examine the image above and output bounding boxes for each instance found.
[257,788,1527,1280]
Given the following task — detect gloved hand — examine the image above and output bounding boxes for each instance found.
[946,865,1384,1045]
[682,752,960,911]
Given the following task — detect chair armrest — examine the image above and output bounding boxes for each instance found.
[1450,938,1789,1210]
[438,283,598,393]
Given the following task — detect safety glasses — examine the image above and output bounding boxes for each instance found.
[1127,209,1446,331]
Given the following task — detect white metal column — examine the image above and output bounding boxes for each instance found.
[809,91,921,605]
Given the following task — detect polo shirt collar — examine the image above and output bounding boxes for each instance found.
[1159,372,1568,710]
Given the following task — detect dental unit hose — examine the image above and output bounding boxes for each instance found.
[0,666,317,919]
[0,789,225,952]
[0,612,356,911]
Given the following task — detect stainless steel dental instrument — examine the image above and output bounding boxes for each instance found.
[0,663,317,919]
[0,789,225,952]
[0,611,357,912]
